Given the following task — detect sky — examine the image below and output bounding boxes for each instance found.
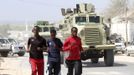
[0,0,110,23]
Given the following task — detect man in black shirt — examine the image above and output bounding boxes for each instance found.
[27,26,47,75]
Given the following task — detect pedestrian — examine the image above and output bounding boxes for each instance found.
[47,29,63,75]
[27,26,47,75]
[63,27,83,75]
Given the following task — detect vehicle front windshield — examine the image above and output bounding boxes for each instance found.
[8,39,18,44]
[50,27,55,30]
[75,17,86,24]
[0,39,9,44]
[89,16,100,23]
[43,27,49,32]
[0,39,6,44]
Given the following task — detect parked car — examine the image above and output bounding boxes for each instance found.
[7,38,25,56]
[0,38,11,57]
[114,42,125,54]
[125,42,134,56]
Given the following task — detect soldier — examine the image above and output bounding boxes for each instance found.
[63,27,83,75]
[27,26,47,75]
[47,29,63,75]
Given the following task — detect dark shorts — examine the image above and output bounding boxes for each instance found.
[48,61,61,75]
[65,60,82,75]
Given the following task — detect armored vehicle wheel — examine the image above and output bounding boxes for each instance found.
[91,58,99,63]
[104,50,114,66]
[126,53,130,56]
[1,52,8,57]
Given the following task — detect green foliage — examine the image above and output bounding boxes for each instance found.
[103,0,128,18]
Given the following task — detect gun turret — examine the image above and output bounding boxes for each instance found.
[35,21,49,26]
[61,3,95,16]
[77,3,95,13]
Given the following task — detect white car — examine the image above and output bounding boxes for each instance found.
[0,38,11,57]
[7,38,25,56]
[114,42,125,54]
[125,43,134,56]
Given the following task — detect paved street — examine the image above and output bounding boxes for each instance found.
[0,53,134,75]
[1,1,134,75]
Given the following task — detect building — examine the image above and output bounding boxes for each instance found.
[111,11,134,42]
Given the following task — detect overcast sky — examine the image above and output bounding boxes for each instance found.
[0,0,110,23]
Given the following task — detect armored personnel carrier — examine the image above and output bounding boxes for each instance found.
[60,3,115,66]
[35,21,55,40]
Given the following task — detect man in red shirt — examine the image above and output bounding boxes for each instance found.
[63,27,83,75]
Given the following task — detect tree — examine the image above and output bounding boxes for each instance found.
[0,24,11,37]
[104,0,128,18]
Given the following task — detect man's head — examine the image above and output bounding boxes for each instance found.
[71,27,78,37]
[50,29,57,39]
[32,26,40,36]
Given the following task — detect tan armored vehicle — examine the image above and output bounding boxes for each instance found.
[60,3,115,66]
[35,21,55,40]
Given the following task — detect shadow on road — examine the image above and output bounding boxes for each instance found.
[6,56,19,58]
[82,61,127,68]
[0,68,10,75]
[0,74,10,75]
[0,67,9,70]
[0,68,8,70]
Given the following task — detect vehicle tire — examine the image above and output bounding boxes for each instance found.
[91,58,99,63]
[125,51,130,56]
[122,51,125,54]
[8,51,14,56]
[114,51,118,54]
[18,53,25,56]
[1,52,8,57]
[104,49,114,66]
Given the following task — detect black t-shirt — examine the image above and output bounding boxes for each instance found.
[28,36,47,59]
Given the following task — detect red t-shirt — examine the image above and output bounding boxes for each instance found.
[63,36,83,60]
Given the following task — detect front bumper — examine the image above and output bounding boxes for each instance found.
[13,50,25,54]
[115,48,125,51]
[83,44,115,50]
[0,49,11,52]
[12,49,25,53]
[12,47,25,54]
[127,50,134,54]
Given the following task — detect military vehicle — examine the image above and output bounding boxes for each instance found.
[35,21,55,40]
[60,3,115,66]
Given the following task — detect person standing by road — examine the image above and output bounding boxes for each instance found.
[27,26,47,75]
[47,29,63,75]
[63,27,83,75]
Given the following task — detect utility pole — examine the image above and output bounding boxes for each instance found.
[25,20,28,32]
[125,0,128,46]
